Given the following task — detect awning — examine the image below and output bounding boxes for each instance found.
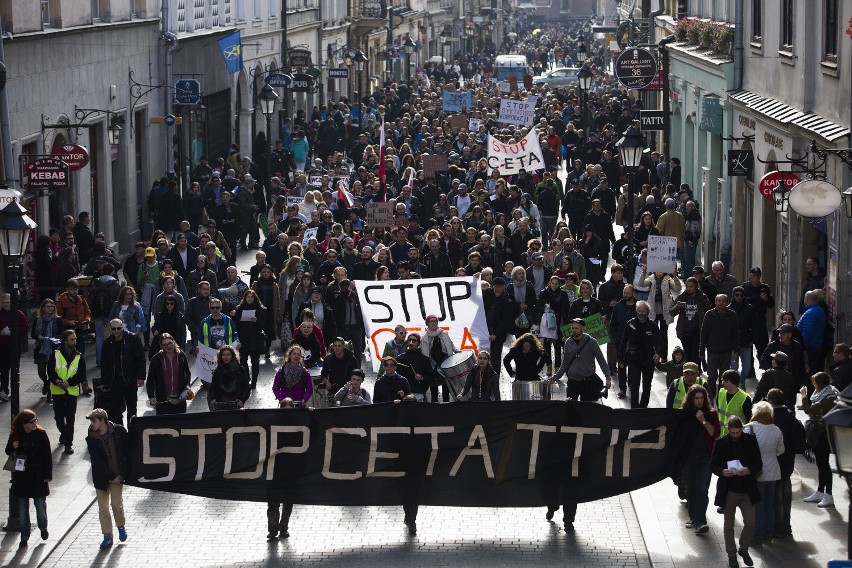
[729,89,850,143]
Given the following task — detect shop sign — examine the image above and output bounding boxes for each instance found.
[727,150,753,177]
[757,171,800,201]
[787,179,842,218]
[52,144,89,172]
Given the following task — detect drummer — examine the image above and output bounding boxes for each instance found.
[420,315,456,403]
[503,333,548,384]
[457,351,497,401]
[397,334,438,401]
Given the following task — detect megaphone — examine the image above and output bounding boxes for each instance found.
[217,283,239,297]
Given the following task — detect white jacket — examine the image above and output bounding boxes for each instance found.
[744,421,785,482]
[643,272,682,324]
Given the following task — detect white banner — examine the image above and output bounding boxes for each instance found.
[647,235,678,274]
[486,130,545,176]
[498,97,537,126]
[354,276,491,372]
[193,343,219,384]
[302,227,318,246]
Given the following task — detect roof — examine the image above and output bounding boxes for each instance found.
[729,89,850,143]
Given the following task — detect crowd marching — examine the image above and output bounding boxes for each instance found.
[5,22,851,568]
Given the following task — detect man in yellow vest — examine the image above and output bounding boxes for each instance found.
[717,369,752,437]
[48,329,87,454]
[666,361,706,409]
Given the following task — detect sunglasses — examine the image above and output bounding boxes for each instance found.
[28,417,38,424]
[111,327,123,331]
[210,306,222,310]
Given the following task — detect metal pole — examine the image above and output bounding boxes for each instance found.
[3,261,20,532]
[265,114,272,188]
[0,13,15,187]
[281,0,290,122]
[626,171,636,280]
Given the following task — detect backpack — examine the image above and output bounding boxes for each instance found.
[790,416,807,454]
[89,279,116,318]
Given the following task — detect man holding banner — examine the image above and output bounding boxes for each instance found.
[547,318,611,401]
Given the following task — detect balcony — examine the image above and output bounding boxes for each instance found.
[359,0,387,19]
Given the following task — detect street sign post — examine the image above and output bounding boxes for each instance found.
[174,79,201,105]
[614,48,658,90]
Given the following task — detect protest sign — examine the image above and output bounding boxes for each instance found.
[486,130,545,175]
[469,118,481,131]
[647,235,678,274]
[286,196,303,208]
[442,90,473,112]
[559,313,609,345]
[448,114,469,131]
[422,154,448,180]
[364,202,394,228]
[354,275,490,372]
[302,227,318,246]
[193,343,219,384]
[498,98,537,126]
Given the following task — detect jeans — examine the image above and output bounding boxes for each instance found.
[774,476,792,536]
[682,451,712,526]
[93,317,110,366]
[627,362,655,408]
[18,497,48,543]
[754,480,776,543]
[540,216,557,248]
[96,483,125,536]
[723,490,755,555]
[732,345,754,385]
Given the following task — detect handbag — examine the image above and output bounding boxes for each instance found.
[805,416,826,448]
[3,453,15,472]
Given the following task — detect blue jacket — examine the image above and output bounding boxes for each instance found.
[797,304,826,349]
[610,299,638,344]
[109,301,148,333]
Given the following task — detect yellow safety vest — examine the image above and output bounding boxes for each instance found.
[671,376,706,409]
[717,388,748,437]
[50,350,81,396]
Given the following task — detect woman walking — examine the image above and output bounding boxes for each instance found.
[5,409,52,547]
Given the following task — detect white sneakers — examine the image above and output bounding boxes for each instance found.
[803,491,835,507]
[803,491,824,503]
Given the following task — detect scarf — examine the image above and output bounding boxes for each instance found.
[421,328,448,357]
[283,362,305,388]
[811,384,839,406]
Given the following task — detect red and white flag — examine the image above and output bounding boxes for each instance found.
[377,118,387,202]
[336,178,355,207]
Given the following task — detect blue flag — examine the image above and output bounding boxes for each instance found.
[218,31,243,74]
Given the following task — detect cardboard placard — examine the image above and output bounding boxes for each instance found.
[646,235,678,274]
[559,312,610,345]
[448,114,470,131]
[364,202,395,228]
[422,154,449,180]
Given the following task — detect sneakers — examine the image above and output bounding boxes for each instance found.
[41,528,49,540]
[694,524,709,534]
[403,519,417,535]
[803,491,825,503]
[818,494,835,508]
[100,535,113,549]
[0,390,9,402]
[63,445,74,455]
[684,520,695,528]
[617,391,626,399]
[728,555,738,568]
[118,527,127,542]
[738,549,754,567]
[564,522,575,533]
[546,508,555,521]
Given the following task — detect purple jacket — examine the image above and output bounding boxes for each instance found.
[272,366,313,403]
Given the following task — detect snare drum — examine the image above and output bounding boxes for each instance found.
[511,380,551,401]
[440,352,476,398]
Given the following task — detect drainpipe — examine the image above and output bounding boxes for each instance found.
[658,34,676,162]
[733,0,743,90]
[162,0,178,177]
[0,13,13,187]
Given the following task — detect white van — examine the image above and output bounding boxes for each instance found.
[493,54,529,81]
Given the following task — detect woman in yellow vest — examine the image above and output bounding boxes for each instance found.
[717,369,753,437]
[47,329,86,454]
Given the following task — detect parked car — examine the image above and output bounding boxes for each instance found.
[532,67,580,87]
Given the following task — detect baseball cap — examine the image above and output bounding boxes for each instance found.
[532,252,544,260]
[492,277,506,286]
[570,318,586,326]
[683,362,700,374]
[778,323,794,333]
[692,266,705,274]
[665,198,676,207]
[771,351,789,363]
[135,241,146,248]
[749,266,762,275]
[144,247,156,257]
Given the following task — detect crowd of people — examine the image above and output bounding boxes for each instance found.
[5,22,851,564]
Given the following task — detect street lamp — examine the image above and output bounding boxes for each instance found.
[843,187,852,218]
[403,36,416,84]
[773,183,789,213]
[576,65,593,129]
[823,384,852,559]
[257,83,279,187]
[440,33,447,65]
[107,116,122,145]
[617,125,645,280]
[0,193,37,533]
[576,42,587,64]
[353,50,367,131]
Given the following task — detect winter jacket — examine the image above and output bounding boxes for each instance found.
[483,288,516,341]
[5,428,52,498]
[85,422,129,491]
[670,290,709,340]
[711,432,763,507]
[209,360,251,405]
[644,273,681,324]
[101,331,147,388]
[797,304,826,349]
[55,291,91,330]
[699,307,740,355]
[728,298,757,347]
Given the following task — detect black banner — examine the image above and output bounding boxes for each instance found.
[126,402,693,506]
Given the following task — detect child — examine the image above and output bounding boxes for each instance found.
[655,345,686,387]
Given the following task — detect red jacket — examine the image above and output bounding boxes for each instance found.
[0,307,28,348]
[55,291,91,330]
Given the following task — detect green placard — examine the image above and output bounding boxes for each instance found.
[560,313,610,345]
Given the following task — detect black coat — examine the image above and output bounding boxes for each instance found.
[619,317,663,364]
[101,331,147,388]
[506,281,538,332]
[5,428,52,498]
[165,245,198,279]
[503,347,547,380]
[831,359,852,392]
[397,349,439,395]
[235,303,267,355]
[210,360,250,404]
[483,288,517,342]
[460,365,497,400]
[711,432,763,507]
[85,422,129,491]
[146,351,191,407]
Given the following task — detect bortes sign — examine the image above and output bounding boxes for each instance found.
[52,144,90,172]
[26,158,69,190]
[614,48,658,90]
[757,171,800,201]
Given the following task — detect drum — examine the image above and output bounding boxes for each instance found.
[512,380,551,401]
[307,367,329,408]
[440,352,476,398]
